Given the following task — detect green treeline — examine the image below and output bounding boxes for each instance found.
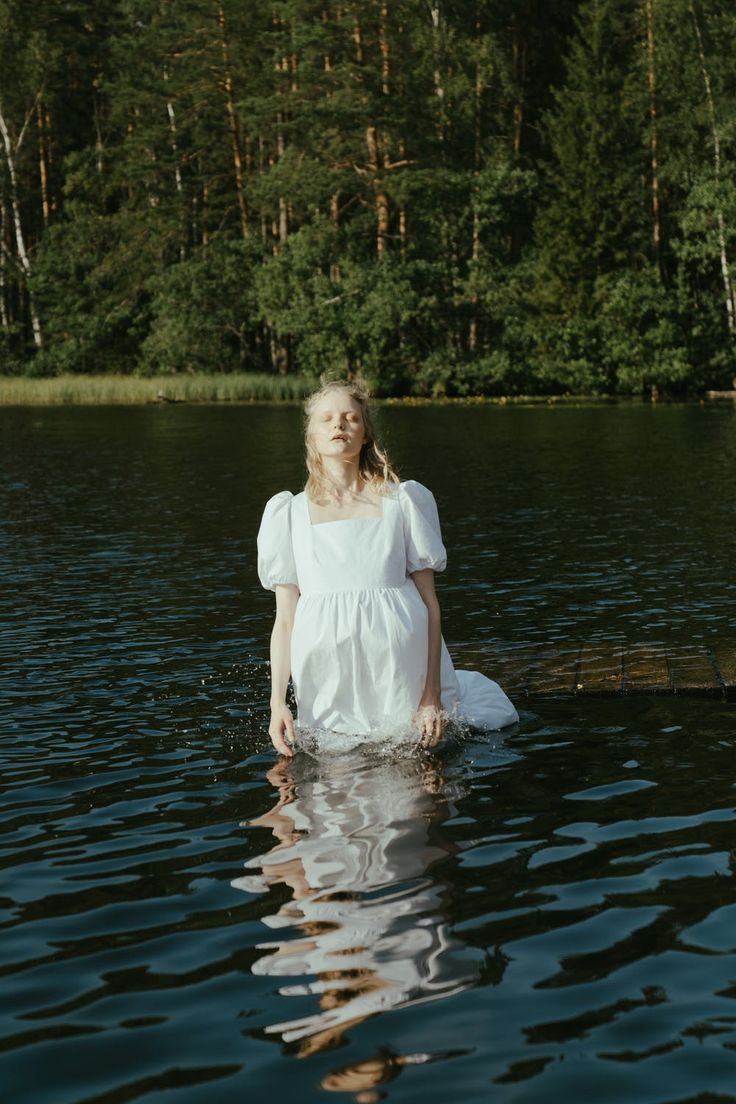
[1,0,735,395]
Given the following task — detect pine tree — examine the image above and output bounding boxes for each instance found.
[535,0,647,314]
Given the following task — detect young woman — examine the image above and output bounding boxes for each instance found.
[257,379,518,755]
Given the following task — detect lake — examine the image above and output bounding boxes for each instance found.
[2,401,736,1102]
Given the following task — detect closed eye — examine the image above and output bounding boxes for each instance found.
[321,411,360,421]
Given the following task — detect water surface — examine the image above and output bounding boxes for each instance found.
[2,403,736,1102]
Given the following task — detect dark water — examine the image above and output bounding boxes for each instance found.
[2,403,736,1103]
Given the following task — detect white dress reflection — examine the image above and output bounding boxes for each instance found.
[233,751,484,1057]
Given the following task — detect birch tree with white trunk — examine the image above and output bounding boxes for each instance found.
[0,96,43,347]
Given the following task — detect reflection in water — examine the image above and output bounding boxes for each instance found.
[319,1046,468,1102]
[232,752,486,1068]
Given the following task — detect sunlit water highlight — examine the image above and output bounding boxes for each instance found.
[2,404,736,1102]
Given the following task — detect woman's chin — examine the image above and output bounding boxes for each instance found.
[322,444,359,459]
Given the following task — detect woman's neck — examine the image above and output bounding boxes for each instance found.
[320,457,362,496]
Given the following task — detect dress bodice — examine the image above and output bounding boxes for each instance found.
[291,489,407,594]
[257,480,448,596]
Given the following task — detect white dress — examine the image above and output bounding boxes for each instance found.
[257,479,518,741]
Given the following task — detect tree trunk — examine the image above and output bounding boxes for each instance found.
[277,123,288,246]
[690,1,735,335]
[378,0,392,254]
[216,2,249,239]
[36,99,50,228]
[274,18,290,249]
[352,10,364,64]
[93,88,104,177]
[353,14,389,256]
[45,109,56,212]
[322,8,332,70]
[511,12,528,158]
[257,135,268,244]
[396,17,408,258]
[379,0,390,95]
[429,5,447,148]
[0,192,9,333]
[0,100,43,348]
[644,0,662,272]
[469,7,482,352]
[366,124,390,255]
[163,74,183,196]
[398,137,407,258]
[163,67,185,260]
[329,192,341,282]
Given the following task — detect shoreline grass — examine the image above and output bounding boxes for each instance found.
[0,371,708,406]
[0,372,314,405]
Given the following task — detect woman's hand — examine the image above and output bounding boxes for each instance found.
[269,701,295,757]
[267,584,299,757]
[410,570,444,749]
[415,690,445,748]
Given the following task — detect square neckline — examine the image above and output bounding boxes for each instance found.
[299,490,385,527]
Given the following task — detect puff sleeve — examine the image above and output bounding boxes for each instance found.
[399,480,447,574]
[257,491,298,590]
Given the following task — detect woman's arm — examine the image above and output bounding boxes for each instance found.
[411,568,445,747]
[268,583,300,756]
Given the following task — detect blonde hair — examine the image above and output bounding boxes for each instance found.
[303,377,399,504]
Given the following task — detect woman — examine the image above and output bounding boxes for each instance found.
[257,378,518,755]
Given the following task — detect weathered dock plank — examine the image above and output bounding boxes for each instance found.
[451,645,534,695]
[622,644,670,693]
[452,640,735,698]
[491,650,536,695]
[576,641,624,695]
[666,645,721,695]
[528,644,580,696]
[712,642,736,690]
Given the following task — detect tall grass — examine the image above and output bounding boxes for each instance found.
[0,372,314,405]
[0,371,629,406]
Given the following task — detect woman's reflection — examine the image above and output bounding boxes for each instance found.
[232,750,486,1060]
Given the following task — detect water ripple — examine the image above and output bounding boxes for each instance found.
[3,406,736,1102]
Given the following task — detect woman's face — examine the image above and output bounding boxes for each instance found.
[308,391,366,462]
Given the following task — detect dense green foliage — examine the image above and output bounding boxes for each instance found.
[1,0,735,394]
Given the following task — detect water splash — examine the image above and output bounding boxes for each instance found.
[290,709,473,759]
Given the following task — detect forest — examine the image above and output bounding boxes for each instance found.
[1,0,735,396]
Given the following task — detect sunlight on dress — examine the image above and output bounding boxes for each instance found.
[257,479,519,749]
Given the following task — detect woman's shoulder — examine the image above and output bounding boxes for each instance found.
[260,490,297,526]
[263,489,301,508]
[394,479,436,504]
[380,477,432,495]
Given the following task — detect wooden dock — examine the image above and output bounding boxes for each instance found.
[451,641,736,699]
